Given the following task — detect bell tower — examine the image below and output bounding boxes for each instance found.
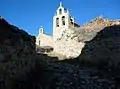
[53,1,70,41]
[39,26,44,35]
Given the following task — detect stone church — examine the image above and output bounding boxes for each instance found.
[36,2,120,58]
[36,2,80,54]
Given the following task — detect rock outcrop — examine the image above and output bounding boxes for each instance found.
[0,17,38,89]
[54,16,120,58]
[79,25,120,64]
[77,25,120,85]
[54,28,85,58]
[0,18,35,61]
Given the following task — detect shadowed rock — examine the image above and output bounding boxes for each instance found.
[77,25,120,83]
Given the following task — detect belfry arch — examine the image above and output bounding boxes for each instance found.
[56,18,59,27]
[62,16,65,25]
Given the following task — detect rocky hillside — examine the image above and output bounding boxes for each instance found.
[54,16,120,58]
[0,17,35,59]
[77,25,120,82]
[0,17,119,89]
[0,17,39,89]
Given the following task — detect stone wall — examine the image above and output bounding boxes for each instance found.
[36,33,53,47]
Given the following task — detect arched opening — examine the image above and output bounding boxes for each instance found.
[59,9,62,15]
[56,18,59,27]
[62,16,65,25]
[64,8,67,13]
[70,18,73,24]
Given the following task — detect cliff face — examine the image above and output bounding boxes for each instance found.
[0,18,35,61]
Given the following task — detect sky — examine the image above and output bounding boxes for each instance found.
[1,0,120,36]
